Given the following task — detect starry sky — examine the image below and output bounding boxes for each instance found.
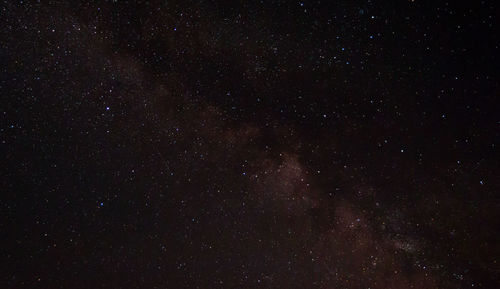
[1,0,499,288]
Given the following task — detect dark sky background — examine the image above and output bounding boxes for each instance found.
[1,0,499,288]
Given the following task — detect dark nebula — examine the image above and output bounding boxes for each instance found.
[1,1,498,288]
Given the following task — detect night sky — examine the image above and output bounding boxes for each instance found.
[1,1,499,288]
